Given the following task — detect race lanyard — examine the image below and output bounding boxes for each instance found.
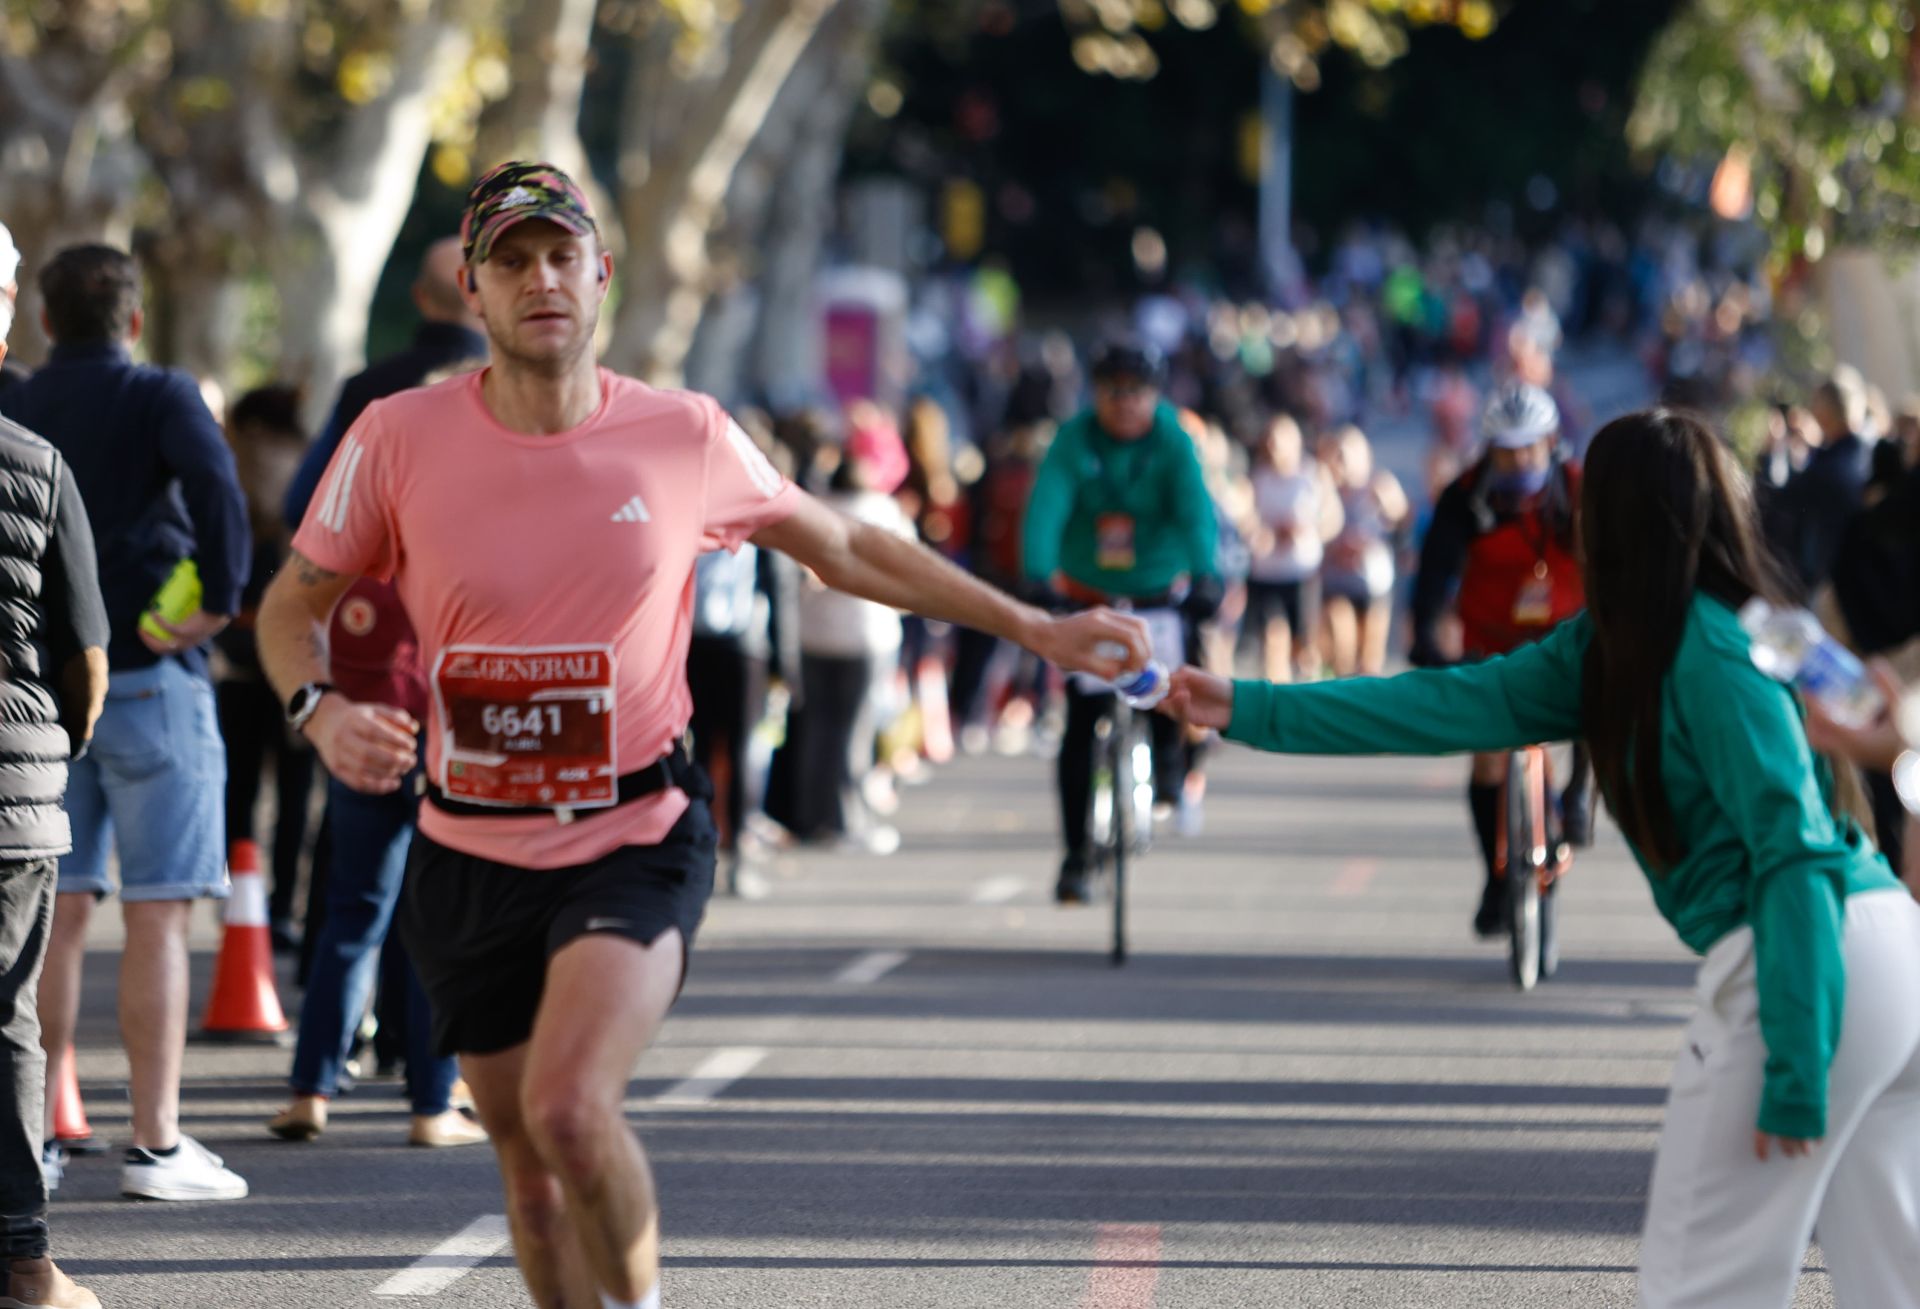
[1510,509,1556,627]
[1086,436,1147,573]
[1096,513,1138,570]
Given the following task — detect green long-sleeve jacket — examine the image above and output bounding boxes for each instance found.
[1021,403,1218,598]
[1225,595,1900,1138]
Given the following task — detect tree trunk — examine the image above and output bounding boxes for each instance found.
[143,230,253,392]
[473,0,613,237]
[744,0,887,405]
[0,38,154,364]
[605,0,840,384]
[270,12,474,430]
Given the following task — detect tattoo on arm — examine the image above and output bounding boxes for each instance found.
[291,550,343,588]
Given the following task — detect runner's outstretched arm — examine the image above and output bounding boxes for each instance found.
[752,491,1149,681]
[256,549,420,795]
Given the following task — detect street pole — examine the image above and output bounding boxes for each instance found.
[1259,60,1294,303]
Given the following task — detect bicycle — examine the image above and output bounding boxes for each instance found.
[1060,593,1185,967]
[1497,743,1574,990]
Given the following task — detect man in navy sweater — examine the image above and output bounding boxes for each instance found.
[0,244,251,1202]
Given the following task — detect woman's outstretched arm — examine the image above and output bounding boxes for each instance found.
[1169,612,1590,756]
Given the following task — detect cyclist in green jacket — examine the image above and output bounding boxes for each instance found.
[1023,340,1221,903]
[1165,408,1920,1309]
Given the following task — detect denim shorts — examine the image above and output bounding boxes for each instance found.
[60,660,230,902]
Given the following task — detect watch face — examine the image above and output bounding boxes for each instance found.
[290,685,325,724]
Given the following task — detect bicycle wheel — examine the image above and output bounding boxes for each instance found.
[1505,751,1543,991]
[1127,715,1155,857]
[1087,717,1117,894]
[1110,706,1132,966]
[1538,878,1561,980]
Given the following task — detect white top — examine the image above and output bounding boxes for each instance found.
[1248,467,1324,583]
[799,490,916,657]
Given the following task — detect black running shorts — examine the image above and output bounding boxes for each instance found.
[399,800,717,1058]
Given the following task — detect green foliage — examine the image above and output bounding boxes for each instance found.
[1631,0,1920,266]
[1055,0,1499,86]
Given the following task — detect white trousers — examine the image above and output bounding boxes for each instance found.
[1639,889,1920,1308]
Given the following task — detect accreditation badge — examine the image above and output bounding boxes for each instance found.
[432,644,618,810]
[1095,513,1138,571]
[1512,563,1555,627]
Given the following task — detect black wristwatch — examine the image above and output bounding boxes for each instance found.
[286,682,335,734]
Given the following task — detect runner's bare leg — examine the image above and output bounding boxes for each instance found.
[521,930,684,1302]
[463,1044,601,1308]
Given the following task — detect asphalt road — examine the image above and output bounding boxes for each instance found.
[49,741,1837,1308]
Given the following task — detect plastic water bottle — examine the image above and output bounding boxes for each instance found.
[1738,598,1883,728]
[1094,641,1170,710]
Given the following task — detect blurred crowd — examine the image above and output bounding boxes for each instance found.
[202,210,1800,896]
[1751,364,1920,879]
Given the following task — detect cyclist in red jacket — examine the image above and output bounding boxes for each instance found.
[1410,382,1591,937]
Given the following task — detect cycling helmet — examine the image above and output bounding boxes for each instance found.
[1480,381,1560,449]
[1089,337,1165,389]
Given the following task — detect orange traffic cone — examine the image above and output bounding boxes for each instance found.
[51,1047,106,1154]
[200,840,289,1042]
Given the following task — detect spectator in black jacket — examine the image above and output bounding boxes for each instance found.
[0,219,110,1309]
[1775,368,1876,597]
[217,386,320,950]
[0,243,252,1203]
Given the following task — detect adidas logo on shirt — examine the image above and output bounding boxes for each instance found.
[610,495,651,524]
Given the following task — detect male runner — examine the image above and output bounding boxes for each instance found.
[256,161,1145,1309]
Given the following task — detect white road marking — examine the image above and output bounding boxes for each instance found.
[654,1047,766,1105]
[972,876,1025,904]
[1329,858,1378,897]
[372,1213,510,1297]
[832,949,909,985]
[1079,1222,1161,1308]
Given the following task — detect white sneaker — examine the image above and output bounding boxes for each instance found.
[121,1135,248,1201]
[1174,793,1205,838]
[40,1141,65,1194]
[834,824,901,856]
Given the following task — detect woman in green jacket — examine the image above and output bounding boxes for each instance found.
[1166,409,1920,1309]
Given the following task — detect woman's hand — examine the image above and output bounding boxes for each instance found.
[1162,666,1234,731]
[1754,1131,1819,1161]
[1804,659,1908,772]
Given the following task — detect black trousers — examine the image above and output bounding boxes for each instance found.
[0,858,54,1260]
[793,653,877,839]
[218,675,320,925]
[948,626,1000,729]
[687,635,767,851]
[1057,681,1186,859]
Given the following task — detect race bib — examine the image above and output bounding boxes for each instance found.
[1512,565,1554,627]
[1096,513,1137,571]
[432,644,618,810]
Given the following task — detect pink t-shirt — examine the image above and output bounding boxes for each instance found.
[291,367,799,869]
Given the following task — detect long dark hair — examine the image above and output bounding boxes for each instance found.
[1578,409,1793,870]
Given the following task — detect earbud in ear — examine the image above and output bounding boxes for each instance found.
[597,267,608,284]
[467,271,478,293]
